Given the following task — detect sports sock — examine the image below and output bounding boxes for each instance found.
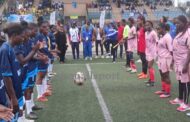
[49,64,53,73]
[26,100,32,115]
[165,83,171,94]
[130,61,136,70]
[149,68,155,82]
[42,76,48,94]
[161,81,166,91]
[36,85,42,98]
[31,93,35,108]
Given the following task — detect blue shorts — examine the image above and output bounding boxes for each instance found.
[18,97,24,108]
[21,66,28,84]
[28,68,38,88]
[38,63,48,72]
[22,67,38,91]
[28,75,36,88]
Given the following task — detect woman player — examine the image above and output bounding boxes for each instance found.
[13,21,40,119]
[27,23,45,113]
[155,23,173,98]
[0,73,14,121]
[137,16,148,79]
[169,15,190,112]
[126,17,137,73]
[36,21,51,102]
[0,23,25,121]
[144,21,158,87]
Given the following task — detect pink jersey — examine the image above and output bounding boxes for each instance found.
[173,28,190,83]
[127,26,137,52]
[157,33,173,73]
[157,33,173,58]
[145,30,158,61]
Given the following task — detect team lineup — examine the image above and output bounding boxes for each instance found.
[0,5,190,122]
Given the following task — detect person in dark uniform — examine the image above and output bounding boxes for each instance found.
[55,26,67,63]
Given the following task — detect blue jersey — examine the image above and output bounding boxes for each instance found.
[106,28,118,41]
[167,21,176,39]
[82,27,93,42]
[27,37,38,73]
[14,42,28,57]
[36,32,52,58]
[36,33,49,55]
[81,24,94,34]
[104,25,109,35]
[26,37,38,88]
[36,33,49,71]
[0,74,8,107]
[14,42,28,84]
[0,42,23,105]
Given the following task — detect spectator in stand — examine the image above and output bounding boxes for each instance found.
[117,0,121,8]
[143,9,147,16]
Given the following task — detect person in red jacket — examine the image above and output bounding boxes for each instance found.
[137,15,148,79]
[117,20,124,58]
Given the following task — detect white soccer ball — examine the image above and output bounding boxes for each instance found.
[74,72,85,85]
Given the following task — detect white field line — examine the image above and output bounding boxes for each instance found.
[63,62,125,66]
[86,64,113,122]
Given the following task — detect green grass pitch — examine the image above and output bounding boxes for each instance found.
[35,57,190,122]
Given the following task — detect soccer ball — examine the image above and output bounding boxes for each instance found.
[74,72,86,85]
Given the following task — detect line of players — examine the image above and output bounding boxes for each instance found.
[84,14,190,116]
[120,15,190,115]
[0,19,59,121]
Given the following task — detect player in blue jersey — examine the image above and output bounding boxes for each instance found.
[0,23,25,121]
[14,21,41,120]
[47,25,58,78]
[0,27,14,122]
[27,23,45,112]
[0,75,8,111]
[45,25,59,93]
[0,73,14,122]
[36,21,51,102]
